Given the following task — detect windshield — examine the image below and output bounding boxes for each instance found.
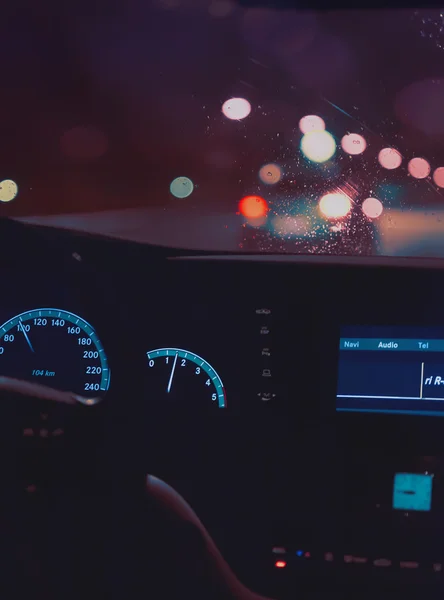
[3,2,444,256]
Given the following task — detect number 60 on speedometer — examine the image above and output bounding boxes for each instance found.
[0,308,110,397]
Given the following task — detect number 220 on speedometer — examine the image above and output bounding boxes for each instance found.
[0,308,110,397]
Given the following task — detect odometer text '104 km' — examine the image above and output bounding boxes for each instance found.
[0,309,110,397]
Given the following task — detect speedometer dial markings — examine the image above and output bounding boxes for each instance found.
[146,347,226,408]
[0,308,110,397]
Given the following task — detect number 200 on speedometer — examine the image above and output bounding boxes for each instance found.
[0,308,110,397]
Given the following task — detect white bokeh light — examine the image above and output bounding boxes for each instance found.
[301,131,336,163]
[170,176,194,198]
[299,115,325,135]
[319,192,352,219]
[0,179,18,202]
[222,98,251,120]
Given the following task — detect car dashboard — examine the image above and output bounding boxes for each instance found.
[2,218,444,599]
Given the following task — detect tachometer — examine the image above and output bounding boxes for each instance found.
[0,309,110,398]
[146,348,226,408]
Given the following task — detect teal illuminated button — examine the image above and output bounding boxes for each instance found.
[393,472,433,512]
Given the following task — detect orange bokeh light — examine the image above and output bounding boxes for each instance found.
[239,195,268,218]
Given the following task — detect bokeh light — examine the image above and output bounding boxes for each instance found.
[259,163,282,185]
[301,131,336,163]
[319,192,352,219]
[362,197,383,219]
[60,126,108,160]
[299,115,325,135]
[378,147,402,170]
[0,179,18,202]
[239,195,268,218]
[222,98,251,120]
[272,215,310,236]
[341,133,367,155]
[408,157,431,179]
[433,167,444,188]
[170,176,194,198]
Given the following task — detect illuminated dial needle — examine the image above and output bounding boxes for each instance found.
[18,320,35,353]
[167,352,178,393]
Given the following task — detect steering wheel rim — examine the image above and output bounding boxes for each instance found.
[0,377,274,600]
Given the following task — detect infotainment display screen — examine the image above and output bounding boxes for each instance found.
[337,326,444,417]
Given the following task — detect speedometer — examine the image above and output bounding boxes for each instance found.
[0,308,110,398]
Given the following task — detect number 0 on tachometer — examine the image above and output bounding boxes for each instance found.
[0,308,110,397]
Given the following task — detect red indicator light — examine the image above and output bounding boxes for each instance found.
[275,561,286,568]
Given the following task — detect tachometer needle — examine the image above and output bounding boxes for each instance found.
[167,352,178,394]
[18,320,35,353]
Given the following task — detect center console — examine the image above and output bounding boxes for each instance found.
[240,261,444,596]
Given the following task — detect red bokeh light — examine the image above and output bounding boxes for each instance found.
[239,195,268,218]
[378,147,402,170]
[275,561,287,568]
[362,197,383,219]
[341,133,367,155]
[408,157,431,179]
[433,167,444,188]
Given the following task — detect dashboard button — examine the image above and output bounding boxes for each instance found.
[373,558,391,567]
[257,392,276,402]
[256,308,272,315]
[400,561,419,569]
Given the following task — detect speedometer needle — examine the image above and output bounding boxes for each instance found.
[18,320,35,353]
[167,352,178,394]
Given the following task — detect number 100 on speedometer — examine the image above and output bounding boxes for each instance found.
[0,308,110,397]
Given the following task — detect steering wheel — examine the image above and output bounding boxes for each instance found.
[0,377,273,600]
